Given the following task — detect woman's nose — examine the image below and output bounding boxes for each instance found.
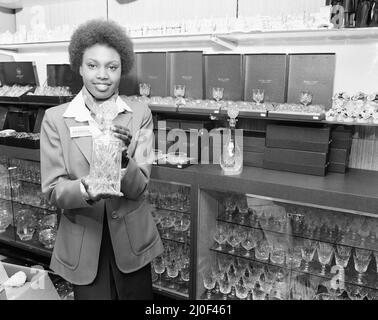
[96,67,109,79]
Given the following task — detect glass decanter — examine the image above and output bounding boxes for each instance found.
[89,101,122,194]
[220,106,243,175]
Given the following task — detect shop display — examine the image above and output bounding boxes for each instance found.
[197,190,378,300]
[147,180,191,298]
[0,85,33,98]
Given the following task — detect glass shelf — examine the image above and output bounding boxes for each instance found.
[210,245,378,293]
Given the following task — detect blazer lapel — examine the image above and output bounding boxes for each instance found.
[63,117,93,164]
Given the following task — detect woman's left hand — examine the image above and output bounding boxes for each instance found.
[112,124,132,150]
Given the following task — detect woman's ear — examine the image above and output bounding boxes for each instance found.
[79,65,83,77]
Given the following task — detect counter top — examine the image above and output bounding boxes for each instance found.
[152,165,378,215]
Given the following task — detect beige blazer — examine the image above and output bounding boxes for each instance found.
[40,96,164,285]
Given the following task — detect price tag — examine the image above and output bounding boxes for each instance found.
[261,113,266,117]
[313,116,319,120]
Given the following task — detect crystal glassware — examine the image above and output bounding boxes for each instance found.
[235,277,249,300]
[335,245,352,269]
[374,252,378,274]
[255,237,272,262]
[89,102,122,194]
[139,83,151,98]
[173,84,186,106]
[213,222,228,251]
[252,89,264,105]
[252,283,266,300]
[226,226,242,254]
[0,209,12,233]
[16,211,36,241]
[152,256,165,286]
[301,239,317,272]
[219,272,232,300]
[38,228,57,249]
[160,212,175,239]
[202,268,216,300]
[317,242,334,276]
[212,87,224,103]
[299,91,313,106]
[286,245,302,269]
[354,248,372,285]
[270,238,286,265]
[241,230,257,257]
[173,213,190,242]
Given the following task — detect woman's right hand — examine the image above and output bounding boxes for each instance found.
[81,176,123,203]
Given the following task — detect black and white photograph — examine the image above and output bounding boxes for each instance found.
[0,0,377,306]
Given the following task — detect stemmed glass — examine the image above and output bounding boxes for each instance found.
[219,272,232,300]
[299,91,313,106]
[139,83,151,101]
[174,84,186,106]
[173,212,191,242]
[252,89,264,105]
[223,195,237,222]
[241,230,257,257]
[213,222,228,251]
[354,248,372,285]
[152,256,166,287]
[286,242,303,269]
[160,211,175,239]
[0,209,12,233]
[317,242,334,276]
[270,237,287,266]
[166,260,179,289]
[255,237,272,262]
[212,87,224,103]
[235,277,249,300]
[203,268,216,300]
[301,239,317,272]
[226,226,243,254]
[236,195,249,225]
[335,245,352,269]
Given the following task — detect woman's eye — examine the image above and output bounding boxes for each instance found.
[88,64,96,69]
[109,65,118,71]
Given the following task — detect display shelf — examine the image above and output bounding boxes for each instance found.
[209,246,378,292]
[0,145,40,161]
[153,281,189,299]
[0,198,56,213]
[2,28,378,52]
[216,215,378,254]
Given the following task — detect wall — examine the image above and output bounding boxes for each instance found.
[0,7,16,33]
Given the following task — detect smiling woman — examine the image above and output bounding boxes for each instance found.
[39,19,163,300]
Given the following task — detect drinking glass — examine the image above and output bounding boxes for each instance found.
[241,230,257,257]
[354,248,372,285]
[16,210,37,241]
[174,84,186,106]
[0,209,12,233]
[226,226,242,254]
[38,228,57,249]
[213,222,228,251]
[236,195,249,225]
[212,87,224,102]
[252,89,264,105]
[223,195,237,221]
[317,242,334,276]
[227,263,238,298]
[152,256,165,286]
[203,268,216,300]
[335,245,352,268]
[252,283,266,300]
[286,244,303,269]
[270,238,286,265]
[374,252,378,274]
[160,212,175,239]
[301,239,317,272]
[139,83,151,98]
[299,91,313,106]
[166,260,179,289]
[235,277,249,300]
[219,272,232,300]
[255,237,272,262]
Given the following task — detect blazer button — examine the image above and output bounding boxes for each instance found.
[111,211,119,219]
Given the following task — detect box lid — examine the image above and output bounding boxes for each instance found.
[0,62,38,86]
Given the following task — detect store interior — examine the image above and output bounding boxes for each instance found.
[0,0,378,300]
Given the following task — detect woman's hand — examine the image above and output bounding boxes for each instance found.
[81,176,123,203]
[111,124,132,164]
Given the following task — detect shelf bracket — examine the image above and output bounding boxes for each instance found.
[210,35,237,51]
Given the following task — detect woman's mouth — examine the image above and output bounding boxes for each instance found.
[94,83,111,91]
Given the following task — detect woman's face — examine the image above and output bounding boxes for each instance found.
[79,43,122,100]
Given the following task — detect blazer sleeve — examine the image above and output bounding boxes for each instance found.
[120,106,154,200]
[40,110,91,209]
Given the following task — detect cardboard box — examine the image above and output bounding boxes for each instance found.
[244,151,264,167]
[204,54,243,101]
[266,124,330,153]
[168,51,203,99]
[136,52,168,97]
[0,262,60,300]
[264,147,328,167]
[287,54,336,108]
[243,54,288,103]
[328,162,348,173]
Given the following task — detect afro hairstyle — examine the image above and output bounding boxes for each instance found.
[68,19,135,76]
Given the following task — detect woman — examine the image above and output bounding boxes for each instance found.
[40,19,164,300]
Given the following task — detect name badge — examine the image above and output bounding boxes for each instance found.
[70,126,92,138]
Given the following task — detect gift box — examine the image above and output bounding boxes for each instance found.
[266,124,330,153]
[244,151,264,167]
[0,262,60,300]
[168,51,203,99]
[243,54,288,103]
[287,54,336,108]
[204,54,243,101]
[136,52,168,97]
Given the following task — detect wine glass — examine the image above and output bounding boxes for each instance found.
[202,268,216,300]
[317,242,334,276]
[235,277,249,300]
[0,209,12,233]
[152,256,165,287]
[270,237,287,266]
[354,248,372,285]
[241,230,257,257]
[16,211,37,241]
[213,222,228,251]
[166,260,179,289]
[335,245,352,269]
[286,242,303,270]
[212,87,224,103]
[252,282,266,300]
[219,272,232,300]
[301,239,317,272]
[160,211,175,239]
[174,84,186,106]
[299,91,313,106]
[236,195,249,225]
[252,89,264,105]
[255,237,272,262]
[139,83,151,98]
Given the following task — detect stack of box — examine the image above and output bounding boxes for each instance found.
[243,133,266,167]
[263,124,331,176]
[328,126,353,173]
